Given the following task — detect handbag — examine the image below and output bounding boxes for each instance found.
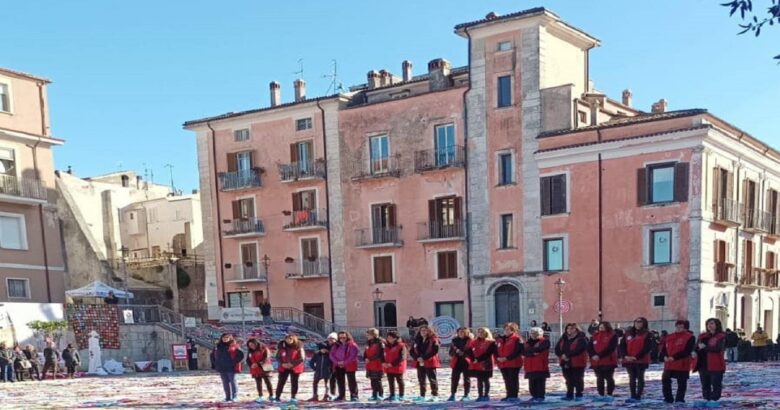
[261,361,273,372]
[20,359,32,369]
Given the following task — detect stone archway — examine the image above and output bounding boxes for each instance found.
[485,279,526,328]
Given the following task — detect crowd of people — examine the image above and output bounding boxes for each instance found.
[209,316,739,407]
[0,341,80,382]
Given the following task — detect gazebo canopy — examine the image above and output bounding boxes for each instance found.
[65,281,134,299]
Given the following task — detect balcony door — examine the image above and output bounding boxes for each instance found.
[240,243,259,279]
[371,204,397,244]
[291,140,313,173]
[369,135,389,174]
[232,197,255,220]
[434,124,455,166]
[428,196,462,238]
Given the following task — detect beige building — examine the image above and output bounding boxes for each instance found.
[119,193,203,259]
[0,67,66,303]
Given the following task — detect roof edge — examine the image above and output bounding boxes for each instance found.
[0,67,52,84]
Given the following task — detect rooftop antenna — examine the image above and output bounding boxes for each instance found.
[293,58,304,80]
[322,59,345,95]
[164,164,176,195]
[117,161,123,171]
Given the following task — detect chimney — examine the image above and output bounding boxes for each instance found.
[269,81,281,107]
[378,69,390,87]
[293,79,306,102]
[367,70,381,89]
[651,98,668,114]
[402,60,413,82]
[622,89,632,107]
[427,58,452,92]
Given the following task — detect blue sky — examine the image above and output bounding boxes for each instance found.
[3,1,778,191]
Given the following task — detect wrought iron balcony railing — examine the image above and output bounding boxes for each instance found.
[0,174,47,201]
[355,227,403,247]
[278,159,326,182]
[218,169,261,191]
[417,220,467,241]
[414,145,465,172]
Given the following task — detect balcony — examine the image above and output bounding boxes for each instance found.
[355,227,403,249]
[711,197,743,226]
[224,217,265,238]
[227,265,267,283]
[279,159,326,182]
[414,145,465,173]
[739,267,760,287]
[763,270,779,288]
[714,262,736,284]
[352,156,402,181]
[218,169,261,192]
[417,220,467,243]
[0,174,47,204]
[743,208,772,233]
[286,257,330,279]
[283,208,328,231]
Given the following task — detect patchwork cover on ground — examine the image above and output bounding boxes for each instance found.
[1,362,778,409]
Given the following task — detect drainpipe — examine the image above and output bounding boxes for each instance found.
[36,82,47,136]
[462,26,474,327]
[758,174,766,319]
[316,98,336,324]
[597,129,604,321]
[27,137,53,302]
[734,165,741,330]
[207,121,226,306]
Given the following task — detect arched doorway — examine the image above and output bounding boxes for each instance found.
[494,284,520,327]
[374,301,397,327]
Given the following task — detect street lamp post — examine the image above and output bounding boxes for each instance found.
[238,285,248,347]
[168,256,180,313]
[261,254,271,301]
[120,246,129,304]
[554,276,567,338]
[372,288,384,327]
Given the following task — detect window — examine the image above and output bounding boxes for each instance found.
[232,197,255,219]
[0,147,15,176]
[497,41,512,51]
[543,238,564,271]
[292,190,316,211]
[373,255,393,284]
[650,164,674,203]
[0,83,10,112]
[437,251,457,279]
[434,124,456,166]
[227,291,250,308]
[435,301,464,325]
[638,162,688,205]
[7,278,29,299]
[236,151,252,172]
[0,214,26,250]
[371,203,397,244]
[540,174,567,215]
[652,294,666,307]
[768,189,780,234]
[240,243,259,279]
[369,135,389,174]
[499,214,513,249]
[234,129,250,142]
[498,153,513,185]
[497,76,512,108]
[429,196,461,225]
[301,238,318,261]
[296,117,312,131]
[650,229,672,264]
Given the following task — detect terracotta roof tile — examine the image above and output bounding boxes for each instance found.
[454,7,550,30]
[537,109,708,139]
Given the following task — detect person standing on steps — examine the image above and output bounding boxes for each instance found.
[274,334,305,403]
[447,327,473,402]
[413,325,441,402]
[210,333,244,403]
[259,298,272,325]
[309,333,336,402]
[524,327,551,403]
[382,330,407,402]
[660,320,695,405]
[556,323,588,402]
[246,338,273,403]
[103,291,119,305]
[364,328,385,401]
[329,331,359,402]
[588,321,618,402]
[619,317,653,404]
[695,318,727,408]
[467,327,496,402]
[495,322,524,403]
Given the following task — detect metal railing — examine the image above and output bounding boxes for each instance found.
[414,145,465,172]
[238,265,267,281]
[116,304,214,349]
[740,266,760,286]
[271,307,336,335]
[278,159,326,181]
[286,257,330,279]
[417,220,467,241]
[224,217,265,236]
[764,271,779,288]
[218,169,261,191]
[744,208,772,232]
[283,208,328,230]
[0,174,47,200]
[714,262,736,283]
[355,227,403,247]
[712,197,743,224]
[353,156,402,180]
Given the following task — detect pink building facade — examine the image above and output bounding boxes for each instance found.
[186,8,780,334]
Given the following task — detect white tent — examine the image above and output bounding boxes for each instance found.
[65,281,134,299]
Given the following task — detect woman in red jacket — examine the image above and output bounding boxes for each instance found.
[555,323,588,401]
[523,327,550,403]
[382,330,407,401]
[246,338,273,403]
[414,325,441,401]
[495,322,524,402]
[660,320,695,404]
[274,334,305,402]
[588,321,618,402]
[695,318,726,408]
[364,328,385,401]
[619,317,653,403]
[211,333,244,403]
[467,327,496,402]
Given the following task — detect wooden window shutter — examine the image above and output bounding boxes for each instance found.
[454,197,463,221]
[775,191,780,233]
[551,175,566,213]
[232,201,240,219]
[540,176,552,215]
[388,204,396,227]
[450,252,458,277]
[371,205,382,229]
[437,253,446,278]
[290,143,299,163]
[428,199,437,223]
[713,240,721,262]
[637,168,648,206]
[292,192,302,211]
[726,171,734,200]
[712,167,721,207]
[674,162,689,202]
[227,153,238,172]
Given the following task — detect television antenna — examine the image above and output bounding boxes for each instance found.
[323,59,345,95]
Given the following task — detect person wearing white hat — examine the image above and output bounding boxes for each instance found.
[309,333,338,401]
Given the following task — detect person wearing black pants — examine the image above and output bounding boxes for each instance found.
[589,321,618,402]
[695,318,727,407]
[496,322,524,402]
[467,327,496,402]
[619,317,653,404]
[447,328,473,401]
[660,320,695,404]
[413,325,441,401]
[329,331,359,401]
[555,323,588,401]
[275,335,305,402]
[383,331,407,401]
[523,327,551,403]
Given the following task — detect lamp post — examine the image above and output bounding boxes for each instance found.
[261,254,271,301]
[238,285,248,347]
[120,246,129,304]
[372,288,384,327]
[554,276,567,338]
[168,255,180,313]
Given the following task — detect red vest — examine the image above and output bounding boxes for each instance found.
[420,337,441,368]
[664,331,694,372]
[449,338,473,369]
[248,348,270,377]
[624,331,651,365]
[278,346,304,374]
[383,341,407,374]
[589,331,618,368]
[556,334,588,368]
[698,332,726,372]
[467,338,495,372]
[523,338,549,373]
[365,341,384,372]
[496,334,524,369]
[227,344,242,373]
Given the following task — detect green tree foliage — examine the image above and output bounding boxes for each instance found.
[721,0,780,60]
